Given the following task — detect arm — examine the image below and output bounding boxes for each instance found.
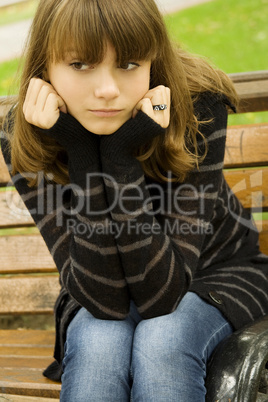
[100,94,229,319]
[5,79,130,320]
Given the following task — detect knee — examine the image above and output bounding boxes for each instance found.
[132,306,213,372]
[64,307,135,367]
[132,316,183,368]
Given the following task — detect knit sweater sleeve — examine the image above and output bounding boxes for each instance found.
[100,97,229,319]
[1,112,130,320]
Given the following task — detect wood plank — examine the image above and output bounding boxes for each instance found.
[0,71,266,129]
[234,80,268,113]
[1,123,268,183]
[257,220,268,255]
[0,190,34,228]
[0,394,59,402]
[0,356,54,370]
[0,331,59,398]
[234,76,268,90]
[0,395,58,402]
[225,123,268,168]
[1,125,267,182]
[0,371,60,398]
[0,330,55,345]
[0,235,56,274]
[229,70,268,83]
[0,277,60,314]
[0,344,53,360]
[224,168,268,210]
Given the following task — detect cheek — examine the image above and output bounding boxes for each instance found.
[129,77,150,105]
[48,70,77,103]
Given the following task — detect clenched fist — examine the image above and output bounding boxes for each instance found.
[23,78,67,129]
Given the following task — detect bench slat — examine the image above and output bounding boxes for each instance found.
[1,124,268,186]
[1,220,267,275]
[0,168,267,230]
[225,123,268,168]
[0,190,34,228]
[234,80,268,113]
[0,372,60,399]
[257,221,268,255]
[0,330,55,345]
[0,346,53,357]
[0,356,54,370]
[0,73,267,123]
[0,394,59,402]
[224,168,268,211]
[0,235,56,274]
[0,277,60,315]
[229,71,268,83]
[0,222,267,315]
[0,330,59,399]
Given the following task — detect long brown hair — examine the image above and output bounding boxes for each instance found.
[5,0,238,186]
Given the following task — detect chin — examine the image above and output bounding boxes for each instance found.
[84,126,121,136]
[83,120,130,136]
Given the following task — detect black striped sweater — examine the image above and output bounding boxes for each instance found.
[1,93,268,381]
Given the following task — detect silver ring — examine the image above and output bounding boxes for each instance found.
[153,104,168,111]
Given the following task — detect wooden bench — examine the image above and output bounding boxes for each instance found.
[0,70,267,401]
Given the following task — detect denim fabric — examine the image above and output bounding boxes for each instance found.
[60,292,232,401]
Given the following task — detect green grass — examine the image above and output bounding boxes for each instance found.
[253,212,268,221]
[164,0,268,125]
[0,0,37,26]
[165,0,268,73]
[0,0,267,124]
[0,58,21,96]
[0,227,39,236]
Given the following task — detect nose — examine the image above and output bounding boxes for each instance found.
[94,71,120,100]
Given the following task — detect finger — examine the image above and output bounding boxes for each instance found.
[43,92,66,126]
[142,86,171,128]
[23,78,51,121]
[152,87,170,128]
[36,90,66,129]
[23,78,43,115]
[23,78,67,128]
[36,85,53,113]
[57,96,67,114]
[150,86,170,108]
[24,82,50,126]
[134,98,155,120]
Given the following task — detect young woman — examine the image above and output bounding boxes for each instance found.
[2,0,268,400]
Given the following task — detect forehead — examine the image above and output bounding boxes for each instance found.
[47,0,159,65]
[62,42,114,60]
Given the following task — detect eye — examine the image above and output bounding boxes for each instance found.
[119,62,140,71]
[70,62,92,71]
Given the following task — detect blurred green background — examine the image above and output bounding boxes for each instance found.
[0,0,267,126]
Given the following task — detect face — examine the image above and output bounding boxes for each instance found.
[48,42,151,135]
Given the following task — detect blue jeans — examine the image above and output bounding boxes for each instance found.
[60,292,232,401]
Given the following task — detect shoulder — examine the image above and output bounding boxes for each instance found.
[193,92,234,138]
[194,91,235,117]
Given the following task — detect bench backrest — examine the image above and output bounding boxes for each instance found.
[0,70,268,316]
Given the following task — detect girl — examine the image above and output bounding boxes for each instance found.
[2,0,268,400]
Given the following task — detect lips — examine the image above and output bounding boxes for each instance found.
[90,109,122,118]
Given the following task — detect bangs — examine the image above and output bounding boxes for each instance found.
[47,0,163,65]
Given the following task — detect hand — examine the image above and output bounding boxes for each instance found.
[132,85,170,128]
[23,78,67,129]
